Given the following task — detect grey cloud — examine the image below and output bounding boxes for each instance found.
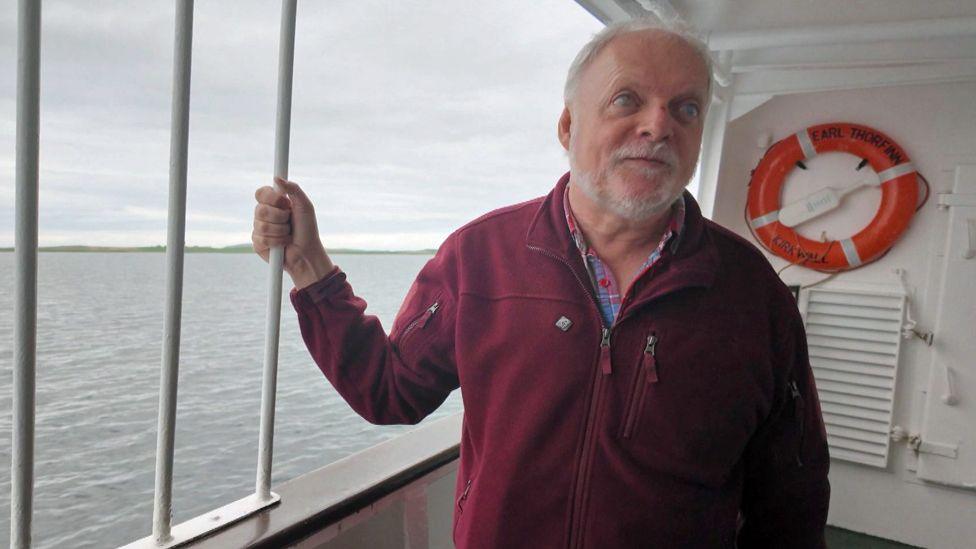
[1,0,601,248]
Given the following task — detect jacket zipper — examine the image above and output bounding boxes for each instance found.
[457,478,472,511]
[454,478,473,542]
[599,327,612,375]
[527,245,609,549]
[621,334,658,439]
[789,380,805,467]
[528,242,707,547]
[401,301,440,341]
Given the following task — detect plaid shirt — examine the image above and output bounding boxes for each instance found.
[564,186,685,327]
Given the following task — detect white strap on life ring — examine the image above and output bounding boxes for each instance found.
[878,162,916,183]
[749,210,780,229]
[839,238,863,267]
[795,129,817,160]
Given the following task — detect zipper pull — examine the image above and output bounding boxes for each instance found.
[418,301,440,329]
[642,334,659,383]
[788,380,805,467]
[599,327,612,375]
[457,478,472,510]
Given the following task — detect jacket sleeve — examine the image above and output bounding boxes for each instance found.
[289,236,460,425]
[737,303,831,548]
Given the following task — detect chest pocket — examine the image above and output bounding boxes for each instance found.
[392,292,445,363]
[620,333,659,439]
[618,320,770,488]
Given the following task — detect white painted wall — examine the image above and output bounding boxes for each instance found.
[710,81,976,549]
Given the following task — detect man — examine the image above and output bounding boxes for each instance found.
[253,18,830,548]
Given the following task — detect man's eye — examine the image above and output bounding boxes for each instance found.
[677,102,700,120]
[611,93,637,108]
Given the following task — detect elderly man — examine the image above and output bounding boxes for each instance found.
[253,18,830,549]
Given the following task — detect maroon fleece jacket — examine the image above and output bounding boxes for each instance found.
[291,174,830,548]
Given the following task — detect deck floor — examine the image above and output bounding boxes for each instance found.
[826,526,921,548]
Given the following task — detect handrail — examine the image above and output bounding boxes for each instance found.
[125,2,296,547]
[13,2,444,547]
[257,0,298,503]
[151,0,195,542]
[11,0,41,547]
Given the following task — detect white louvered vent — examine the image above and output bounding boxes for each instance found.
[800,288,906,468]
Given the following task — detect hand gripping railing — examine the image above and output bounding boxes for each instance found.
[258,0,299,505]
[9,0,300,544]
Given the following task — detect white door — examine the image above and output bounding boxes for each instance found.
[916,165,976,490]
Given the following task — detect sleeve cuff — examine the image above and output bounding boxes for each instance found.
[291,265,344,305]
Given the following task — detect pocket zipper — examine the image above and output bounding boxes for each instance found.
[402,301,440,340]
[789,380,805,467]
[622,334,659,438]
[454,478,473,543]
[457,478,472,511]
[642,334,659,383]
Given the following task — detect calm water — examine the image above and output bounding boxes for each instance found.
[0,252,462,548]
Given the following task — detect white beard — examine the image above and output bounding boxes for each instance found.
[568,137,685,221]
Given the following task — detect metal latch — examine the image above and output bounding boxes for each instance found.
[891,427,959,459]
[937,192,976,209]
[908,434,958,459]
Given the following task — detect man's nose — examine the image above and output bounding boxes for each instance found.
[636,104,674,142]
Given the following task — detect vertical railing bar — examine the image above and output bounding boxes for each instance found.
[151,0,194,543]
[11,1,41,548]
[256,0,298,501]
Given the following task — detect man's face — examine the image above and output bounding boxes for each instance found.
[559,30,709,220]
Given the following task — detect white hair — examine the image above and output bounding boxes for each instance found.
[563,17,713,109]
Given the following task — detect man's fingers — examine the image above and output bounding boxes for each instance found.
[255,185,291,209]
[254,203,291,223]
[275,178,314,213]
[253,219,291,237]
[252,232,291,250]
[251,234,268,255]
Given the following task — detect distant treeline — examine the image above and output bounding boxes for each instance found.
[0,245,436,255]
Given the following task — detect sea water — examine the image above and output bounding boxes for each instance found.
[0,252,462,548]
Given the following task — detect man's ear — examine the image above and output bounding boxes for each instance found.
[557,107,571,151]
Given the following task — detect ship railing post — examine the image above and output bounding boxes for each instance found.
[123,4,290,547]
[150,0,194,543]
[11,0,41,548]
[256,0,298,503]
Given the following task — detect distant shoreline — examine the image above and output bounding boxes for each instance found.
[0,245,437,255]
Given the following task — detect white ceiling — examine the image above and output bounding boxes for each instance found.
[573,0,976,104]
[581,0,976,33]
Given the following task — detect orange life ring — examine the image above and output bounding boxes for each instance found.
[746,123,918,272]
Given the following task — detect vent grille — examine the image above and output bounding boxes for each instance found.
[801,288,905,468]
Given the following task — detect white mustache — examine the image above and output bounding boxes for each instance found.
[611,142,677,167]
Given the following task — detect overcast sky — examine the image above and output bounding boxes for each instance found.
[1,0,607,249]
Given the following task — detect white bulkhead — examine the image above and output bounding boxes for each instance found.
[710,80,976,548]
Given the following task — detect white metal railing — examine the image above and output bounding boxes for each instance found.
[151,0,194,542]
[257,0,299,503]
[10,0,300,547]
[11,0,41,548]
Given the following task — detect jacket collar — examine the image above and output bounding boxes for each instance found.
[525,172,719,307]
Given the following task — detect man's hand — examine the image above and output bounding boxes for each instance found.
[252,177,335,289]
